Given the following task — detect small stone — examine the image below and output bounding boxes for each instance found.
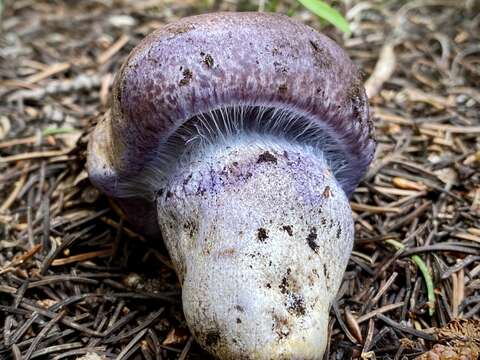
[77,353,106,360]
[108,15,137,28]
[122,272,144,290]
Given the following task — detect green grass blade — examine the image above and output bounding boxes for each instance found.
[385,239,435,316]
[42,127,77,136]
[411,255,436,316]
[296,0,351,35]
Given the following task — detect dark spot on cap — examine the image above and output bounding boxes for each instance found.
[306,227,319,253]
[272,314,291,340]
[236,318,242,323]
[310,40,333,68]
[257,228,268,242]
[183,173,192,185]
[235,305,244,312]
[279,277,289,294]
[183,220,197,239]
[202,53,214,68]
[347,77,365,121]
[266,283,271,289]
[278,83,288,94]
[115,83,122,104]
[282,225,293,236]
[257,151,277,164]
[287,294,306,316]
[273,61,288,74]
[309,40,319,51]
[168,23,194,35]
[179,68,193,86]
[204,331,220,347]
[323,186,333,198]
[219,248,236,257]
[336,225,342,239]
[307,274,315,286]
[323,264,330,290]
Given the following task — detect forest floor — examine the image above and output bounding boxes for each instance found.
[0,0,479,359]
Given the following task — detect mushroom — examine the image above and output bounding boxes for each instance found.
[88,12,375,359]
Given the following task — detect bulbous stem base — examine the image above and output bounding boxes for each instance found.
[157,136,353,359]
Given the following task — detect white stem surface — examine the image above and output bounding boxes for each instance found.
[157,136,353,359]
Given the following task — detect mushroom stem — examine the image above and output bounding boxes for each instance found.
[157,135,354,359]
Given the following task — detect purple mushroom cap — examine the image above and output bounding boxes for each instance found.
[88,12,375,234]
